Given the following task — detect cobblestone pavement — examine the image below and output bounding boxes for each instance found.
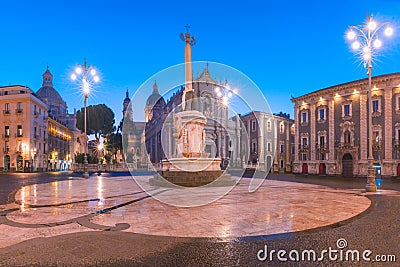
[0,172,399,266]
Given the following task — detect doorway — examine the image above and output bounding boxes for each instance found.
[342,153,353,177]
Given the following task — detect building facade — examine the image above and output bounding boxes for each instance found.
[240,111,294,173]
[0,67,85,172]
[292,72,400,177]
[0,85,48,171]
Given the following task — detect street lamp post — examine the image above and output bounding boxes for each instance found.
[71,59,100,178]
[214,84,236,167]
[346,15,393,192]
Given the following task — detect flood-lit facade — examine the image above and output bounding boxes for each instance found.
[292,72,400,177]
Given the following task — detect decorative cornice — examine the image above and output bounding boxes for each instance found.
[292,72,400,103]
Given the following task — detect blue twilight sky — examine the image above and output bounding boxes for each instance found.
[0,0,399,124]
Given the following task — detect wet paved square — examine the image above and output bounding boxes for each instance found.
[0,174,371,248]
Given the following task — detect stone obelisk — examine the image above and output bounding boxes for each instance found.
[181,25,195,111]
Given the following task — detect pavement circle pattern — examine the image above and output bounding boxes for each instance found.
[0,175,371,248]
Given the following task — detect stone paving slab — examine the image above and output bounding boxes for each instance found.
[0,175,372,249]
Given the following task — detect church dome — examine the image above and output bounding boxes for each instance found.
[36,86,65,105]
[146,81,163,106]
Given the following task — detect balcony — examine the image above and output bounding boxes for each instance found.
[335,140,359,149]
[2,134,10,139]
[33,134,39,140]
[3,147,9,153]
[372,140,383,151]
[316,144,328,153]
[15,133,23,138]
[2,110,10,115]
[298,144,309,152]
[33,111,38,118]
[15,109,23,114]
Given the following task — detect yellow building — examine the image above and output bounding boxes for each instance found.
[0,67,86,172]
[0,85,48,171]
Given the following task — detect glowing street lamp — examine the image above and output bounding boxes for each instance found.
[71,59,100,178]
[346,15,393,192]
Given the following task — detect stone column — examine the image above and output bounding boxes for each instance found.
[286,121,290,172]
[328,99,335,161]
[236,115,241,167]
[294,104,300,173]
[169,126,173,158]
[384,88,393,176]
[310,102,316,173]
[360,93,368,159]
[258,114,265,170]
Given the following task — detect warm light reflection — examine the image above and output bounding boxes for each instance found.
[20,186,27,212]
[52,181,58,200]
[97,176,104,205]
[33,184,37,205]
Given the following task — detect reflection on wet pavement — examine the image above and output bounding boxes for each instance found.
[0,174,376,248]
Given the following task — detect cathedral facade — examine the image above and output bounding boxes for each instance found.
[143,69,243,169]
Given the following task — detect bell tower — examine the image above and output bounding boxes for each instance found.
[42,66,53,87]
[123,89,133,120]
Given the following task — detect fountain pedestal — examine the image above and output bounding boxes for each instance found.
[150,110,235,187]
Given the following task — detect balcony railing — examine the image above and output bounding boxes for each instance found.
[316,144,328,153]
[34,111,38,117]
[15,109,23,114]
[372,140,383,151]
[15,133,23,138]
[3,147,9,153]
[2,134,10,138]
[335,141,358,149]
[2,110,10,114]
[33,134,39,139]
[298,144,309,152]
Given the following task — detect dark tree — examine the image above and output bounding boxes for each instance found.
[105,131,122,159]
[76,104,115,142]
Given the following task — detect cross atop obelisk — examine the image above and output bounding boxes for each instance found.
[180,25,196,110]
